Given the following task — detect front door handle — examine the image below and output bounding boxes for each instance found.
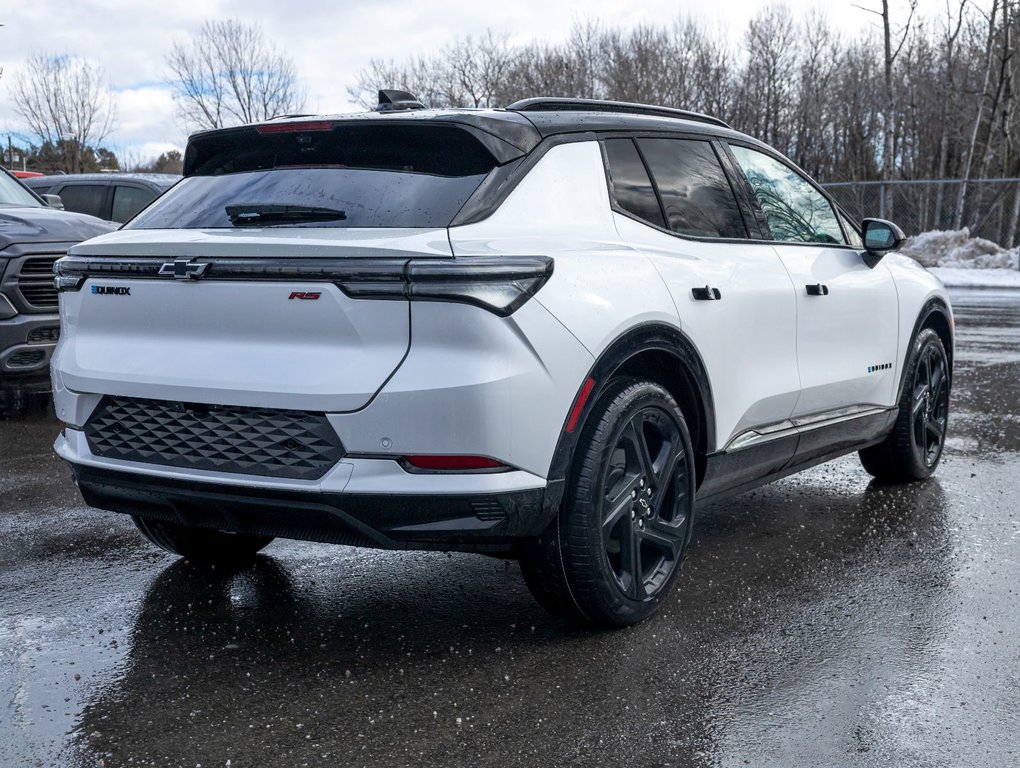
[806,283,829,296]
[692,286,722,301]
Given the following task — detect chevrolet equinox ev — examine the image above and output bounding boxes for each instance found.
[51,94,953,626]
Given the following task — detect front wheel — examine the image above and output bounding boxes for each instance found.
[132,516,274,563]
[859,327,950,482]
[519,379,695,627]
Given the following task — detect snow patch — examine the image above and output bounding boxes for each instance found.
[929,267,1020,289]
[898,228,1020,288]
[900,228,1020,269]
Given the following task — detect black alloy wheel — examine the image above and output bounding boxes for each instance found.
[911,340,950,468]
[518,378,696,627]
[601,407,692,601]
[860,327,951,482]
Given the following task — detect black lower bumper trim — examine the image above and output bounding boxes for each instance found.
[71,465,553,553]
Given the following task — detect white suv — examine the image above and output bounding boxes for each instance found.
[52,95,953,626]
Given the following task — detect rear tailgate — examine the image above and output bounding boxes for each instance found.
[55,228,452,412]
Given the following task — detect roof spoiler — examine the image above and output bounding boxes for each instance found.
[376,89,426,112]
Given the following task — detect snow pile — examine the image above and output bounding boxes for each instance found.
[929,266,1020,289]
[897,228,1020,288]
[900,228,1019,269]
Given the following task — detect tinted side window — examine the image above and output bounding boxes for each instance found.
[603,138,665,228]
[637,138,747,239]
[111,185,157,223]
[56,184,107,219]
[729,145,844,245]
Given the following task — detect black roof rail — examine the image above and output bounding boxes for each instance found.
[505,97,731,129]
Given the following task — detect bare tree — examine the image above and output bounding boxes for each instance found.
[731,5,799,155]
[955,0,1001,226]
[854,0,919,181]
[12,53,115,173]
[166,20,305,130]
[347,56,444,109]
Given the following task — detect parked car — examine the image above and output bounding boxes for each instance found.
[23,173,180,224]
[12,171,44,179]
[51,94,953,626]
[0,168,114,396]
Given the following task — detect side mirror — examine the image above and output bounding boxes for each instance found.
[43,194,64,210]
[861,218,905,259]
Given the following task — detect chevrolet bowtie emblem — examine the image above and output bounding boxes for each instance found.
[159,258,210,280]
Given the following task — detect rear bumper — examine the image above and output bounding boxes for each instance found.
[70,463,554,553]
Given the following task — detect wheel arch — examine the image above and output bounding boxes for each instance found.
[899,297,954,400]
[546,323,716,494]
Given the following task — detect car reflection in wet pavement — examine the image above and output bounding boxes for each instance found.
[1,289,1018,767]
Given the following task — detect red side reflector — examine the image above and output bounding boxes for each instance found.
[255,121,335,134]
[404,455,508,471]
[565,377,596,434]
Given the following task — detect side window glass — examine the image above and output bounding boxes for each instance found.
[729,145,845,245]
[112,185,157,223]
[603,138,665,229]
[839,211,864,249]
[636,138,746,239]
[56,184,107,219]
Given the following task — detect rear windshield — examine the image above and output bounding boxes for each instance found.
[126,124,497,230]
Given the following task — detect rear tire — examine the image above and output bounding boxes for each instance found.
[519,378,695,627]
[132,516,273,563]
[859,327,950,482]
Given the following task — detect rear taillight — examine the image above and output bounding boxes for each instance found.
[403,455,510,472]
[338,256,554,316]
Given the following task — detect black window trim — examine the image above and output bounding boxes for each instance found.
[599,130,770,245]
[835,204,865,248]
[722,138,853,250]
[629,138,670,229]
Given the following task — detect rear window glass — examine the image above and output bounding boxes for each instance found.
[127,124,497,230]
[637,139,747,239]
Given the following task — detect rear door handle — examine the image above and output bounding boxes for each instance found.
[692,286,722,301]
[805,283,829,296]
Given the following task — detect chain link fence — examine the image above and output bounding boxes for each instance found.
[821,178,1020,248]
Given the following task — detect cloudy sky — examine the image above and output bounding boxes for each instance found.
[0,0,915,164]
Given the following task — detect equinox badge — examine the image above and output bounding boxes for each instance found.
[158,258,210,280]
[91,285,130,295]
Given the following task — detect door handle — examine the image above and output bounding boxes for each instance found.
[692,286,722,301]
[805,283,829,296]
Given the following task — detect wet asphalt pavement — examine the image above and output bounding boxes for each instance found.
[1,289,1018,768]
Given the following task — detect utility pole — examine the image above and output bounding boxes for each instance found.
[6,135,12,171]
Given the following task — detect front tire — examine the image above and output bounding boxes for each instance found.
[859,327,950,482]
[519,379,695,627]
[132,516,274,563]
